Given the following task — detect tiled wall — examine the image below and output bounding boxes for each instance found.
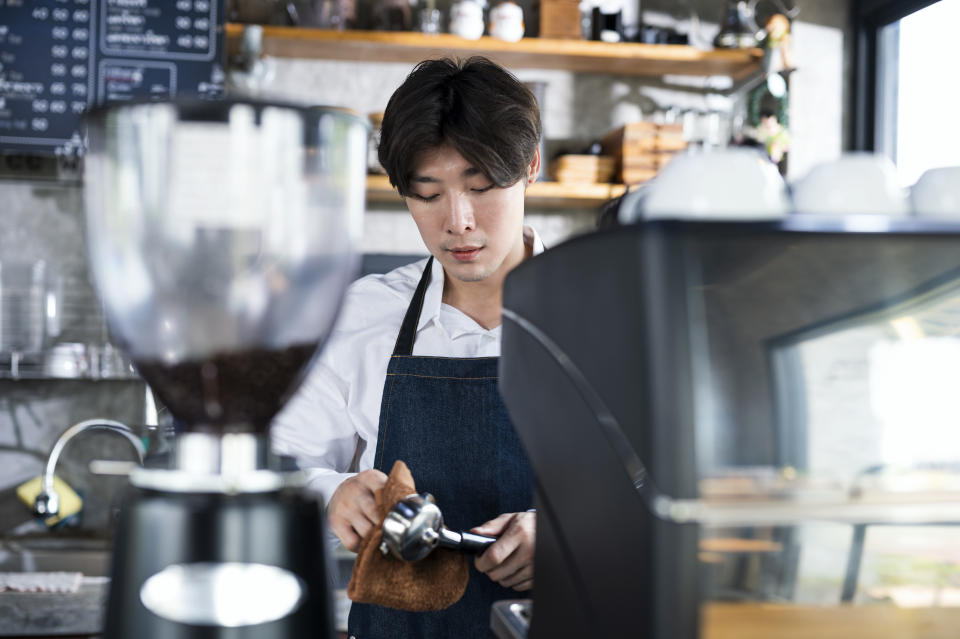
[0,178,148,534]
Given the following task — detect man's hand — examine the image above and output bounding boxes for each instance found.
[472,511,536,592]
[326,469,388,551]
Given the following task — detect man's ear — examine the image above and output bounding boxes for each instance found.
[527,147,541,185]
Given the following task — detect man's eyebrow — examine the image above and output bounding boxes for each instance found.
[410,167,483,183]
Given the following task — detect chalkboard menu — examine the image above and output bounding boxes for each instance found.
[0,0,225,157]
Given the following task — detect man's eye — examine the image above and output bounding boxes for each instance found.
[411,193,440,202]
[472,184,495,193]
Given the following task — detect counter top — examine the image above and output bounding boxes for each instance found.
[5,586,960,638]
[704,603,960,639]
[0,577,106,637]
[0,539,355,637]
[0,581,351,638]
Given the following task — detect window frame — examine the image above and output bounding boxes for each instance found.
[852,0,941,151]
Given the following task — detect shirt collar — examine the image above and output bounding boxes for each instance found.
[417,225,544,334]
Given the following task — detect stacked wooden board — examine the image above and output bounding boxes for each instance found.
[602,121,687,184]
[548,154,617,184]
[539,0,584,39]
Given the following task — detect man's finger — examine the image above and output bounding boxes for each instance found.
[358,469,388,489]
[510,578,533,592]
[471,513,514,537]
[498,564,534,589]
[484,545,532,583]
[475,531,521,574]
[352,515,373,541]
[357,491,381,527]
[331,521,360,552]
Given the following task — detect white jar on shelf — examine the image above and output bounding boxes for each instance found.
[450,0,485,39]
[489,1,524,42]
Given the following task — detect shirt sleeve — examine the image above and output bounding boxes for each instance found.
[271,350,360,507]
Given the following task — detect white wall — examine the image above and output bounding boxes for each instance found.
[788,20,846,180]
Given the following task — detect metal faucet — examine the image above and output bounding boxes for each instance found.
[33,418,145,518]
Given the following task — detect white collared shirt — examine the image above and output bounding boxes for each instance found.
[271,227,545,506]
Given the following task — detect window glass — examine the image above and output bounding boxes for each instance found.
[878,0,960,186]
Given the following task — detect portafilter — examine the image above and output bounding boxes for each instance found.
[380,493,497,562]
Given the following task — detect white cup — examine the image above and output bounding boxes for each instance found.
[791,153,908,216]
[911,166,960,219]
[636,148,789,221]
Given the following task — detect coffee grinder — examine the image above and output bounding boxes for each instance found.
[83,100,368,638]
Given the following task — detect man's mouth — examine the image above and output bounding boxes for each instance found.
[448,246,482,262]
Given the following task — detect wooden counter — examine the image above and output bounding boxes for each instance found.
[704,603,960,639]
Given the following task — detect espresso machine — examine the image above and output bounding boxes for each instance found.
[499,217,960,637]
[83,100,368,637]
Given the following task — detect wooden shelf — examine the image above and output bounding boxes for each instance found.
[225,23,762,80]
[366,174,626,209]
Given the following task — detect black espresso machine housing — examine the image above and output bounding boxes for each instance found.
[499,216,960,638]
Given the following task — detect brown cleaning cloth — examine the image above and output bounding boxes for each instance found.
[346,460,469,611]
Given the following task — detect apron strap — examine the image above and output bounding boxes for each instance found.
[392,256,434,357]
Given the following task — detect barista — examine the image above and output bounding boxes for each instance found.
[271,56,541,637]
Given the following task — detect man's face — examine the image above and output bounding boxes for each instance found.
[404,144,533,283]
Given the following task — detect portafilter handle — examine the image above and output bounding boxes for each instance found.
[437,527,497,554]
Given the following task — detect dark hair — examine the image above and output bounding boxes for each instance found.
[378,57,542,197]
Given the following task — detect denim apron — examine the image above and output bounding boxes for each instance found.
[347,257,535,639]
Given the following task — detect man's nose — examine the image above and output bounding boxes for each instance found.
[444,193,475,235]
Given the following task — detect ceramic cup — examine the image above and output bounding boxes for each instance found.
[791,153,909,216]
[636,148,789,221]
[910,166,960,219]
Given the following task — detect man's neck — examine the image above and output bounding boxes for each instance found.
[442,273,505,330]
[441,236,531,330]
